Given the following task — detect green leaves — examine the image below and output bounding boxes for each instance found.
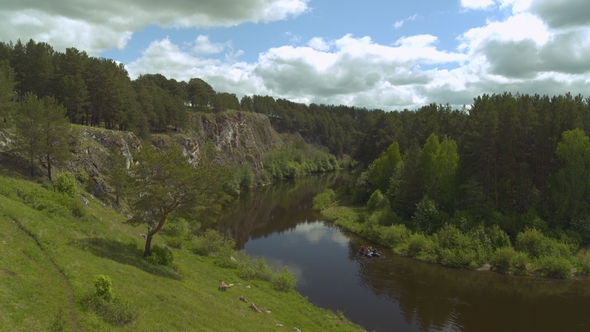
[14,93,73,180]
[552,128,590,223]
[124,144,231,255]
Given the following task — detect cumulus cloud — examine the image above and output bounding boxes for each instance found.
[0,0,309,54]
[460,0,496,10]
[193,35,227,54]
[127,34,467,110]
[308,37,330,51]
[530,0,590,28]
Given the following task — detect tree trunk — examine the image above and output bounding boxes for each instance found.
[47,154,52,181]
[143,234,153,257]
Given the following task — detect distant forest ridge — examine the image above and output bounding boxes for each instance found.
[0,39,589,163]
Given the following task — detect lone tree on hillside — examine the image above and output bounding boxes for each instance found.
[14,93,73,180]
[123,144,231,257]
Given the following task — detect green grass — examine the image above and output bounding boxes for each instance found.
[0,175,363,331]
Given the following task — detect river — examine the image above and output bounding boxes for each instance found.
[215,172,590,332]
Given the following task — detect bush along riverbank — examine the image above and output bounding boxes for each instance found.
[314,190,590,279]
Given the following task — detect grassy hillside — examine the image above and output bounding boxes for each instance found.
[0,174,363,331]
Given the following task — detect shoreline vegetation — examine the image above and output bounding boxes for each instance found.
[315,190,590,279]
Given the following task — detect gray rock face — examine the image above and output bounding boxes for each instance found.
[67,111,281,190]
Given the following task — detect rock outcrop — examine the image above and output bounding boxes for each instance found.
[67,111,282,186]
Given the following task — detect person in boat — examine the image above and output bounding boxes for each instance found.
[360,246,366,254]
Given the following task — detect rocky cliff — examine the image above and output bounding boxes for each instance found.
[64,111,283,196]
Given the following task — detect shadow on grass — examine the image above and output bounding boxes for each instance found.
[76,237,181,280]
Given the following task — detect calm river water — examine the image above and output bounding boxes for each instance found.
[215,173,590,332]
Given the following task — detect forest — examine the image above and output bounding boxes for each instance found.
[2,38,590,249]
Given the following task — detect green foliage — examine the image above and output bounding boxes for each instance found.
[435,225,489,268]
[534,256,572,279]
[552,128,590,223]
[370,142,402,194]
[236,252,274,281]
[380,224,411,248]
[53,172,77,198]
[312,189,336,210]
[77,168,89,183]
[366,189,388,213]
[14,93,73,180]
[510,251,530,275]
[413,196,442,234]
[401,233,436,261]
[81,275,137,326]
[263,146,338,182]
[124,144,231,257]
[146,244,174,266]
[515,228,572,259]
[272,266,297,292]
[0,59,17,122]
[192,229,234,255]
[486,225,512,250]
[223,164,256,195]
[93,274,114,302]
[163,218,193,249]
[17,183,85,217]
[575,250,590,276]
[490,247,518,272]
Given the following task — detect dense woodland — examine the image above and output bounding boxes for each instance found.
[2,39,590,246]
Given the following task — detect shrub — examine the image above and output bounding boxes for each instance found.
[272,266,297,292]
[490,247,518,272]
[147,244,174,266]
[377,209,402,227]
[535,256,572,279]
[82,275,137,327]
[380,224,411,248]
[575,250,590,276]
[192,229,235,263]
[486,225,512,250]
[434,225,491,268]
[93,275,114,302]
[53,172,78,198]
[510,252,530,275]
[312,189,336,210]
[516,228,572,259]
[236,252,274,281]
[401,233,436,260]
[17,185,85,217]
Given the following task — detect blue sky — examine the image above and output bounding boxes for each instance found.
[2,0,589,110]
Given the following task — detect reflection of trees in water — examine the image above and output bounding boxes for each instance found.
[214,172,344,249]
[344,232,590,332]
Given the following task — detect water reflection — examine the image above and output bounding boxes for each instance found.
[215,172,344,249]
[215,174,590,332]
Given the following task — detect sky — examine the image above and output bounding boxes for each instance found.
[1,0,589,111]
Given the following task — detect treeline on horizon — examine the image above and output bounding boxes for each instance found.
[2,39,590,244]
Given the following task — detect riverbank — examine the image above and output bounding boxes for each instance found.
[320,204,590,279]
[0,174,363,331]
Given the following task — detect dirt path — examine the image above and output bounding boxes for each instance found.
[12,218,84,331]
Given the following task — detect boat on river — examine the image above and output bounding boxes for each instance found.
[359,247,380,258]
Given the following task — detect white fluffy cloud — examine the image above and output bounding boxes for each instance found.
[127,34,467,110]
[0,0,309,54]
[3,0,590,111]
[460,0,496,10]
